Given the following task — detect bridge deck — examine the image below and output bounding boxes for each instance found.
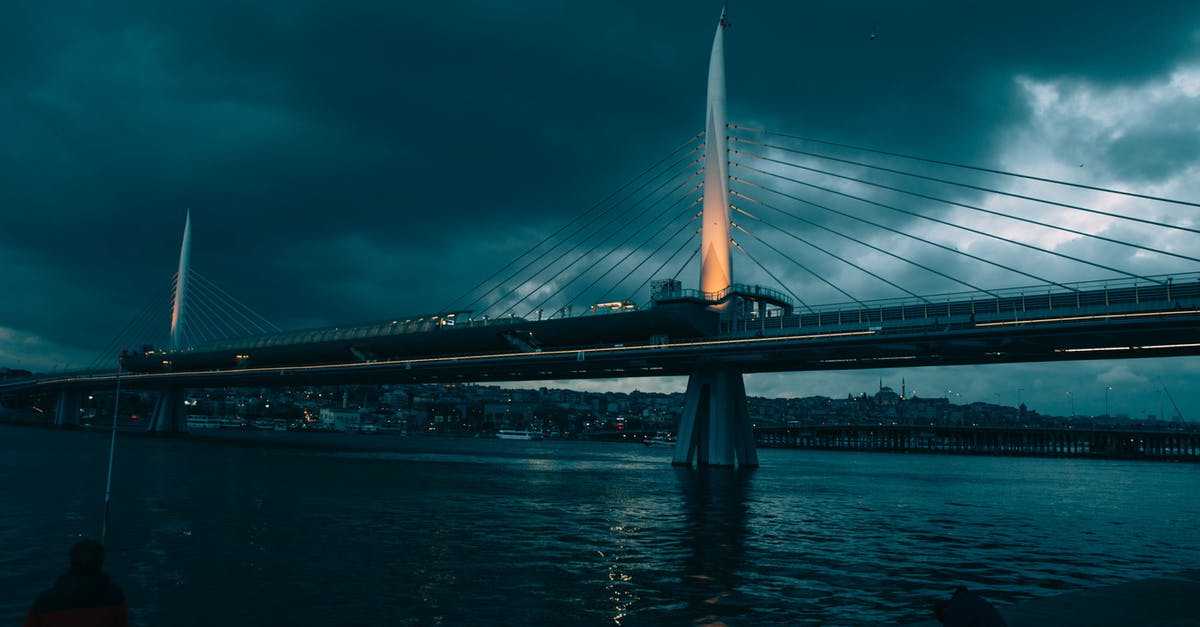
[4,274,1200,392]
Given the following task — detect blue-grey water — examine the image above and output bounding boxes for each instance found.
[3,423,1198,626]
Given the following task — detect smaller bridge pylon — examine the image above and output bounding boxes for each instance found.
[52,389,82,427]
[169,210,192,352]
[148,212,193,434]
[146,387,188,434]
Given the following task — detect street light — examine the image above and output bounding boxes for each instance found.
[1105,386,1113,417]
[1067,391,1075,417]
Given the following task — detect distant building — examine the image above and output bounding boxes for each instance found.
[319,407,362,432]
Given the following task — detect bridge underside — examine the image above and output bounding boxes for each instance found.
[53,390,81,426]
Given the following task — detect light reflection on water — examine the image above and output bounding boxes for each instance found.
[2,424,1197,626]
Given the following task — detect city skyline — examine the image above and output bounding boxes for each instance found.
[2,1,1199,419]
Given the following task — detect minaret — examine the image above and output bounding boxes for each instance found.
[168,210,192,351]
[699,8,732,298]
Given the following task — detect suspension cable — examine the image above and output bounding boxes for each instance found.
[732,203,926,301]
[182,296,223,347]
[190,271,281,332]
[625,229,701,303]
[730,238,813,312]
[733,225,858,307]
[731,174,1070,291]
[671,246,701,282]
[453,136,705,314]
[185,278,254,338]
[730,125,1200,209]
[183,278,239,337]
[600,211,702,304]
[189,276,272,338]
[734,162,1160,287]
[87,304,158,371]
[731,143,1200,260]
[494,164,704,319]
[533,183,704,316]
[118,294,172,355]
[555,196,703,314]
[731,190,981,298]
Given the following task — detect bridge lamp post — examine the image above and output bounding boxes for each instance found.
[1105,386,1113,417]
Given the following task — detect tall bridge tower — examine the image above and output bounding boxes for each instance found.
[673,8,758,469]
[168,210,192,352]
[147,211,192,433]
[699,9,733,296]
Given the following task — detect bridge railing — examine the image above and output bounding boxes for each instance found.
[723,272,1200,335]
[171,299,654,357]
[652,282,795,306]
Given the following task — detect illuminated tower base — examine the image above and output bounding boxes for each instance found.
[53,390,82,427]
[672,367,759,468]
[147,387,188,433]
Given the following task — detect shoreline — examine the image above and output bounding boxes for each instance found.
[2,417,1196,462]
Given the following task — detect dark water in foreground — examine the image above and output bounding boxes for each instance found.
[3,424,1198,626]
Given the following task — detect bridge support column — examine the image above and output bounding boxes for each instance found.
[53,390,82,426]
[673,368,758,468]
[147,387,189,433]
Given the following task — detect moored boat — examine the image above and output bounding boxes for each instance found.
[643,433,676,447]
[496,429,543,440]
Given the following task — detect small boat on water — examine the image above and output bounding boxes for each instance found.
[496,429,543,441]
[643,433,676,447]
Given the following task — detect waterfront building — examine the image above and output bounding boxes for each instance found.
[318,408,363,432]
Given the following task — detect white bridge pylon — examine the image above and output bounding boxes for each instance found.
[674,8,758,468]
[699,9,733,296]
[168,209,192,352]
[149,210,192,433]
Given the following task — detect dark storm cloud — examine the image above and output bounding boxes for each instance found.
[2,0,1200,418]
[2,1,723,335]
[730,1,1200,159]
[1100,121,1200,184]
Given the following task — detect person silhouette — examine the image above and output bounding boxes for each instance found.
[934,586,1006,626]
[25,539,128,626]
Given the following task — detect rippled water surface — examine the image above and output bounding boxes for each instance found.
[3,424,1197,625]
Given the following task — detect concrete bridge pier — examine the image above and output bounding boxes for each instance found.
[147,387,189,433]
[673,367,759,468]
[53,390,82,426]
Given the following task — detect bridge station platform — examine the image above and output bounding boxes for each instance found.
[900,569,1200,626]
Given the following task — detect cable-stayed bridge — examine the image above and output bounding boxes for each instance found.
[4,10,1199,467]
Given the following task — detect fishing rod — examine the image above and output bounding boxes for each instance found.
[101,359,122,544]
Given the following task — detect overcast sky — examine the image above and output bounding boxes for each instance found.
[3,1,1199,419]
